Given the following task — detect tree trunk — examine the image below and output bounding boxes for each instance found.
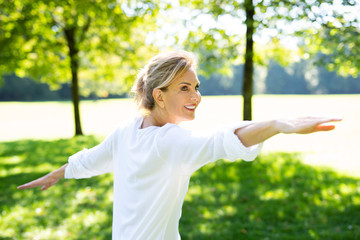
[242,0,255,120]
[64,27,83,136]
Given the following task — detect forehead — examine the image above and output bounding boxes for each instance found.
[173,68,200,85]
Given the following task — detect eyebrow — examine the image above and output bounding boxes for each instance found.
[178,81,200,86]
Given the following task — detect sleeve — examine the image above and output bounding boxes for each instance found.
[64,129,117,179]
[156,121,263,175]
[221,121,263,162]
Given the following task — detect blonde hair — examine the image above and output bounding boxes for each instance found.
[132,50,196,111]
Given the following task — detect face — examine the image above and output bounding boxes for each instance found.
[158,68,201,124]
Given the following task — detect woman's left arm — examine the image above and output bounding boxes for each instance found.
[18,163,68,191]
[235,117,342,147]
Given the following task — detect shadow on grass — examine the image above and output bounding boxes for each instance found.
[0,136,113,240]
[180,153,360,240]
[0,138,359,239]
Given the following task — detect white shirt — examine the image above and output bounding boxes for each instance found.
[64,116,262,240]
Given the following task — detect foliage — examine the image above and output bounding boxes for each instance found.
[179,0,351,71]
[177,0,359,120]
[0,0,160,95]
[0,74,126,101]
[0,74,63,101]
[183,28,241,78]
[1,61,360,101]
[264,59,360,94]
[178,0,245,76]
[311,25,360,77]
[0,0,162,135]
[1,137,359,239]
[298,4,360,77]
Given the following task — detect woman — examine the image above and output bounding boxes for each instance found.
[18,51,341,239]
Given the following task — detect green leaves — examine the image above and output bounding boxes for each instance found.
[317,25,360,77]
[184,28,241,77]
[0,0,160,94]
[179,0,360,77]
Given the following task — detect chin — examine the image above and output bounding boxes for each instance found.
[184,115,196,122]
[174,114,196,124]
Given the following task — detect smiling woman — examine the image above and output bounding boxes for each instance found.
[148,68,201,126]
[18,50,341,240]
[131,51,201,127]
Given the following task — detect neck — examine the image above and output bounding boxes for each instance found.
[141,108,175,128]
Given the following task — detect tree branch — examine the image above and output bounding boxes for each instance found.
[79,15,91,43]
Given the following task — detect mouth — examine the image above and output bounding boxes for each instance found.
[184,105,196,111]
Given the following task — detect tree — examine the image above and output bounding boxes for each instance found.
[0,74,60,101]
[243,0,255,120]
[302,18,360,78]
[180,0,358,120]
[0,0,160,135]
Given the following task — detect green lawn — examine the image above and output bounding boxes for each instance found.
[0,137,359,239]
[1,95,359,239]
[1,95,359,176]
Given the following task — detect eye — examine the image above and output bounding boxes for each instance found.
[195,84,199,91]
[181,86,188,91]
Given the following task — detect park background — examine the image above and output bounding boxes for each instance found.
[1,0,360,239]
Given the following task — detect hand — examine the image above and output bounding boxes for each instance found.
[17,164,67,191]
[275,117,342,134]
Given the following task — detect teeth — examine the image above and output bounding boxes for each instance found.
[185,105,195,109]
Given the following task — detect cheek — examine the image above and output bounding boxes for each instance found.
[195,92,201,105]
[172,95,184,109]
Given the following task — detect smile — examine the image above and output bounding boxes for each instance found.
[185,105,196,110]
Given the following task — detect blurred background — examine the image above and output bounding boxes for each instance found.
[0,0,359,239]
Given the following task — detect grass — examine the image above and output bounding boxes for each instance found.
[1,94,359,176]
[1,95,359,238]
[181,155,360,240]
[1,137,360,239]
[0,136,113,240]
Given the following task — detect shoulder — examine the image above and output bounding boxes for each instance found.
[116,115,143,130]
[156,124,215,149]
[157,123,192,138]
[106,115,142,140]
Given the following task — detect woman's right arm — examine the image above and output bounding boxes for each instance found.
[18,128,118,191]
[17,163,68,191]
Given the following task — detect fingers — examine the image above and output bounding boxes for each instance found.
[313,117,342,132]
[17,176,47,190]
[17,180,42,190]
[41,181,57,191]
[41,184,50,191]
[322,118,342,124]
[18,182,50,191]
[18,182,36,190]
[18,174,59,191]
[314,124,336,131]
[331,118,343,122]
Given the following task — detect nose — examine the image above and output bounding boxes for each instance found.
[191,91,201,104]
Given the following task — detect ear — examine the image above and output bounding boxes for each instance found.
[153,88,165,108]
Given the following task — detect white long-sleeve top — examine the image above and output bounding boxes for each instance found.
[64,116,263,240]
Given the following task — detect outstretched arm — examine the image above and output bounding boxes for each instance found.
[235,117,342,147]
[17,163,68,191]
[17,130,115,191]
